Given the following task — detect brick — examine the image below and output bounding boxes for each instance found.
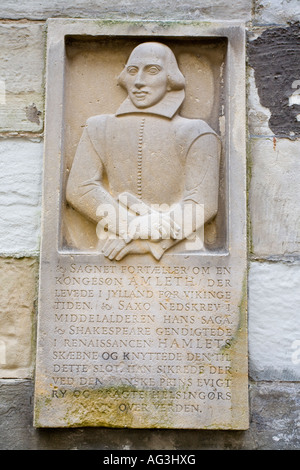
[0,0,252,20]
[247,66,273,136]
[247,24,300,138]
[249,381,300,449]
[254,0,300,25]
[249,137,300,257]
[0,139,43,255]
[248,261,300,381]
[0,22,45,132]
[0,258,38,378]
[0,379,299,449]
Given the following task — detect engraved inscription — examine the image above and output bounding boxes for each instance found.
[49,260,236,415]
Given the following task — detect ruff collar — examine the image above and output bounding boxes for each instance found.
[115,89,185,119]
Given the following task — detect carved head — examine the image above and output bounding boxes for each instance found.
[118,42,185,109]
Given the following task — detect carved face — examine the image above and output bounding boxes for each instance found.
[122,43,169,108]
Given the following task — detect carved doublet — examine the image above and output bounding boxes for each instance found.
[86,112,216,207]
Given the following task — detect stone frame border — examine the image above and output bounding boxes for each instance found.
[35,19,247,429]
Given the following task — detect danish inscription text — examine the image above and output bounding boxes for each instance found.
[47,259,237,421]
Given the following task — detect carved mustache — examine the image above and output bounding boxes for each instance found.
[132,89,150,94]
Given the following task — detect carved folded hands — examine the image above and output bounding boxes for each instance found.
[127,211,180,240]
[98,192,182,260]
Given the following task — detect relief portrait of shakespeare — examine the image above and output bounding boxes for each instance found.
[66,42,221,261]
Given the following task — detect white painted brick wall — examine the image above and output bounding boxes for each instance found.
[0,139,43,255]
[254,0,300,24]
[0,22,45,132]
[247,67,273,136]
[0,0,252,20]
[249,261,300,380]
[249,137,300,257]
[0,13,298,389]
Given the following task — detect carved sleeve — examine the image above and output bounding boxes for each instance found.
[66,126,119,225]
[183,132,220,223]
[150,131,221,258]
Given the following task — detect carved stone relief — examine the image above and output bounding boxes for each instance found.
[66,42,221,261]
[34,20,248,429]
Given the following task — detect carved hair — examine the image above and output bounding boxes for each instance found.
[118,42,185,91]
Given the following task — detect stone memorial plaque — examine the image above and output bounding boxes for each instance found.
[34,20,248,429]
